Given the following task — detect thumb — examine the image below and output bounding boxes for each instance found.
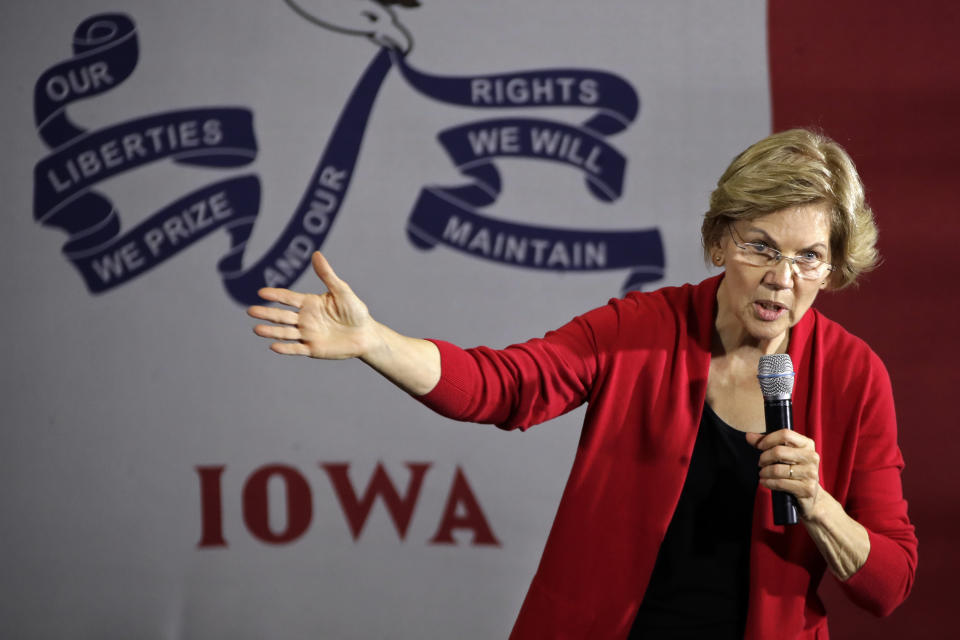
[312,252,348,294]
[744,432,766,449]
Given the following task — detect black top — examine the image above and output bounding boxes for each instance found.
[629,403,760,639]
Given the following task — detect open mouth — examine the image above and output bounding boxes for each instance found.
[754,300,788,321]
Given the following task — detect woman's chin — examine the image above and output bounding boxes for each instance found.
[742,315,791,346]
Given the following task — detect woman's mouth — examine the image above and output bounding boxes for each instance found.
[754,300,788,321]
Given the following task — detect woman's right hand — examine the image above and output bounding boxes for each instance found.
[248,252,379,359]
[249,251,441,395]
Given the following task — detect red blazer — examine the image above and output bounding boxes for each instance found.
[419,275,917,639]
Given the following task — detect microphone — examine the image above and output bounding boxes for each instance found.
[757,354,799,526]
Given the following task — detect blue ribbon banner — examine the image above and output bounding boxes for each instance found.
[218,48,393,303]
[33,13,261,295]
[390,51,663,292]
[34,13,663,304]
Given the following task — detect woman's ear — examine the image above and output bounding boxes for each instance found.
[819,272,833,290]
[712,239,725,267]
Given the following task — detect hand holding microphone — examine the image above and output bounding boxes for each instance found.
[757,354,800,525]
[738,356,824,525]
[750,355,824,525]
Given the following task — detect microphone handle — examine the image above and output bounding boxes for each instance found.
[764,399,799,525]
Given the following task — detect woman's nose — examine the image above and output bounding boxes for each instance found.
[765,258,797,288]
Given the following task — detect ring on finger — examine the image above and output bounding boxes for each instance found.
[788,465,794,479]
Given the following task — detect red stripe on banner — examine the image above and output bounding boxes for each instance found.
[768,1,960,637]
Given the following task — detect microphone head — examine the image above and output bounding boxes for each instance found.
[757,353,795,400]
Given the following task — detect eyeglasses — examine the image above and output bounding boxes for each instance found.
[727,225,834,280]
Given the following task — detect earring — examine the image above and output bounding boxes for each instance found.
[714,254,723,266]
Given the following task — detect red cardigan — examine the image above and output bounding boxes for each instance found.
[419,275,917,639]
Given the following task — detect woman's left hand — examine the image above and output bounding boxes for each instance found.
[745,430,822,519]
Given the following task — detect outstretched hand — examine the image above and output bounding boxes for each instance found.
[248,252,378,359]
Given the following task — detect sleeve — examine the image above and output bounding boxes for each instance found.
[838,352,918,616]
[415,301,621,431]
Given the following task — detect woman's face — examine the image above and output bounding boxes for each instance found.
[715,204,832,348]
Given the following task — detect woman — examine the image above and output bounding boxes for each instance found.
[248,129,917,638]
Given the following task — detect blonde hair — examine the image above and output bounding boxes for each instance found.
[701,128,878,289]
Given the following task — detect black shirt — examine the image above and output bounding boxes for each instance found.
[629,403,760,639]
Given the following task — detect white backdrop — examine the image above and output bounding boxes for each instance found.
[0,1,769,638]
